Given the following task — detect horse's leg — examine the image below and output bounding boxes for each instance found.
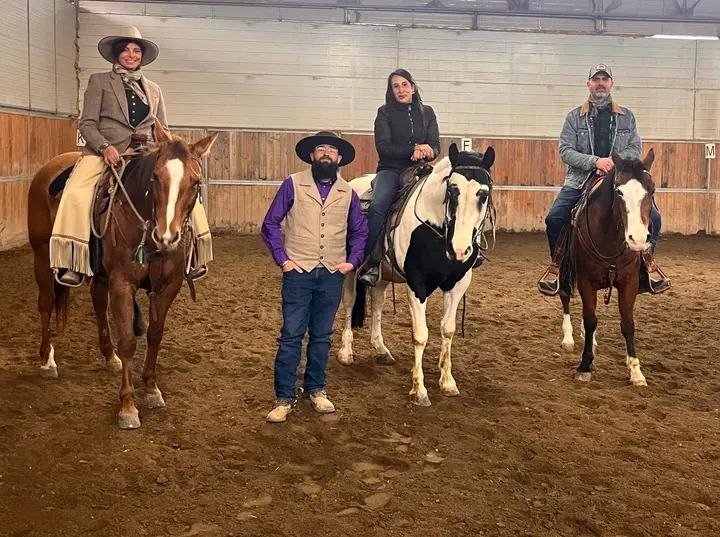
[90,277,122,373]
[438,271,471,397]
[575,279,597,382]
[618,283,647,387]
[110,278,141,429]
[560,293,574,353]
[406,289,430,407]
[580,318,599,356]
[337,273,356,366]
[142,278,183,410]
[33,247,58,379]
[370,281,395,365]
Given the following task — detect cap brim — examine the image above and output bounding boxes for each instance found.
[98,36,159,66]
[295,135,355,167]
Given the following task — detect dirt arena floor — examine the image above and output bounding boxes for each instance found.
[0,232,718,537]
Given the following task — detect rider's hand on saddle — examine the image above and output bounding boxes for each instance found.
[103,146,121,166]
[596,157,614,174]
[411,146,424,162]
[281,260,302,273]
[331,262,354,275]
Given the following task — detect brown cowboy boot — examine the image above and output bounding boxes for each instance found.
[538,228,569,297]
[639,251,671,294]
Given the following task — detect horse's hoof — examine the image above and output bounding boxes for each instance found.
[145,393,166,409]
[631,378,648,387]
[118,412,141,430]
[441,386,460,397]
[561,342,574,353]
[375,354,396,366]
[145,392,166,409]
[575,372,592,383]
[410,393,432,407]
[40,365,58,379]
[106,357,123,373]
[337,354,354,367]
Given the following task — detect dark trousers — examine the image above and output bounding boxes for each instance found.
[365,169,401,257]
[273,267,345,401]
[545,186,662,256]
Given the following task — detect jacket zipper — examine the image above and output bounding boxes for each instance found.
[408,104,415,144]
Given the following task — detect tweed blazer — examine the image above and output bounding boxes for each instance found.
[78,70,168,156]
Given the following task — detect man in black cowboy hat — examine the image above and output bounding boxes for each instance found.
[261,131,368,423]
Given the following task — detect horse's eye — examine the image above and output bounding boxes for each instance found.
[615,188,624,197]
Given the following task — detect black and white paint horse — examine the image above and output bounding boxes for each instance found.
[339,143,495,406]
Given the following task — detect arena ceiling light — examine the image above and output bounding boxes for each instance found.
[648,34,719,40]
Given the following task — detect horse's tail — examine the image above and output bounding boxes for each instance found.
[133,297,145,337]
[351,280,367,329]
[53,281,69,332]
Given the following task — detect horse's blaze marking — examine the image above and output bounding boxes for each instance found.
[617,179,648,244]
[164,159,184,241]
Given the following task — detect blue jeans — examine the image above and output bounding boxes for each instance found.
[545,185,662,256]
[366,169,401,257]
[274,267,345,401]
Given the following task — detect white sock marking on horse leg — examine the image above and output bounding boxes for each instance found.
[338,275,355,365]
[370,283,391,358]
[407,291,429,403]
[163,159,184,241]
[561,314,575,351]
[626,355,647,386]
[41,344,56,370]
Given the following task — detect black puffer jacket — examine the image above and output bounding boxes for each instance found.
[374,100,441,173]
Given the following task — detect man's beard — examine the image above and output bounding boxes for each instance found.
[311,159,339,183]
[589,88,611,105]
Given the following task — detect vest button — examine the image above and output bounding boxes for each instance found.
[322,212,326,216]
[321,223,325,227]
[320,234,324,238]
[320,245,324,249]
[320,256,324,260]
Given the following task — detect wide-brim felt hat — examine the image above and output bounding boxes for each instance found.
[295,131,355,167]
[98,26,159,66]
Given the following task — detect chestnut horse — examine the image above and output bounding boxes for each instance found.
[28,122,217,428]
[559,149,656,386]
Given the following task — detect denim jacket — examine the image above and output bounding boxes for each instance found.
[558,101,642,189]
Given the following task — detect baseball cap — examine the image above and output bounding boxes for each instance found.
[588,63,613,79]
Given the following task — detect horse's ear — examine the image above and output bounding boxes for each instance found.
[482,146,495,169]
[449,142,459,165]
[642,148,655,171]
[191,132,219,158]
[153,119,172,144]
[611,150,623,169]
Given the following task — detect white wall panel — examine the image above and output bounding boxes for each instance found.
[29,0,57,111]
[77,2,717,140]
[0,0,30,108]
[56,0,78,115]
[0,0,77,114]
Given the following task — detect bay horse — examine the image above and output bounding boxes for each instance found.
[27,121,218,428]
[559,149,656,386]
[339,143,495,406]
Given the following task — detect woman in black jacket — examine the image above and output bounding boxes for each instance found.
[358,69,441,287]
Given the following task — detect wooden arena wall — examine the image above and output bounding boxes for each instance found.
[0,111,78,249]
[172,129,720,236]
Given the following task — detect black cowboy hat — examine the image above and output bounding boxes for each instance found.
[295,131,355,167]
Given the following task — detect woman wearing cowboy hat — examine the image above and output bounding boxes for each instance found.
[50,26,212,287]
[261,131,368,423]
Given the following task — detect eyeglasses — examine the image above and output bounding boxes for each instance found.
[314,145,339,155]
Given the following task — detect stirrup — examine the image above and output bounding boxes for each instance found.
[55,269,85,288]
[537,265,560,297]
[188,265,208,282]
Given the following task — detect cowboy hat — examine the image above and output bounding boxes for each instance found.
[295,131,355,167]
[98,26,159,66]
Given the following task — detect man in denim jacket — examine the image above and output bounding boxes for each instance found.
[538,64,671,296]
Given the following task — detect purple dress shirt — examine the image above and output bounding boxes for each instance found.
[261,175,368,269]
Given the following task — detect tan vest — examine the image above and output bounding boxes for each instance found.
[283,168,352,272]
